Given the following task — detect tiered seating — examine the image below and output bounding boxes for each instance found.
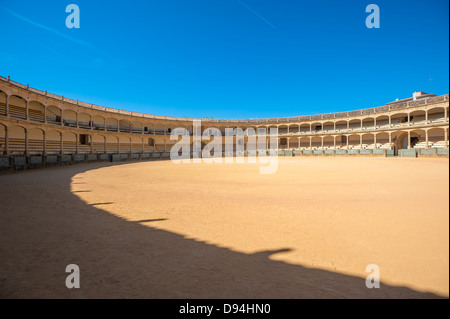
[9,105,26,120]
[28,139,44,154]
[46,140,61,154]
[29,109,45,123]
[366,143,382,149]
[414,141,430,149]
[46,114,61,125]
[8,138,25,154]
[380,143,392,150]
[0,137,5,154]
[432,141,448,148]
[0,102,6,116]
[106,143,118,153]
[92,142,105,153]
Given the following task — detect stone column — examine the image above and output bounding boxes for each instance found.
[407,131,411,149]
[425,130,429,149]
[75,134,79,154]
[24,130,28,155]
[5,95,9,117]
[25,100,29,121]
[4,127,9,155]
[445,128,448,148]
[43,131,47,155]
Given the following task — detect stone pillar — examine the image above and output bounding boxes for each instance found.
[445,128,448,148]
[321,137,324,149]
[360,135,363,149]
[75,134,79,154]
[407,131,411,149]
[374,134,377,148]
[25,130,28,155]
[43,131,47,155]
[389,115,391,128]
[25,100,29,121]
[5,95,9,117]
[389,133,392,149]
[287,138,290,149]
[347,121,349,130]
[5,127,9,155]
[90,135,94,154]
[425,110,428,124]
[309,137,312,151]
[44,106,47,123]
[425,130,429,149]
[60,133,63,154]
[333,136,336,149]
[346,136,349,149]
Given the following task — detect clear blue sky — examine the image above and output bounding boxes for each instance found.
[0,0,448,119]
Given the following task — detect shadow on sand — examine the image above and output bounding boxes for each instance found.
[0,162,445,298]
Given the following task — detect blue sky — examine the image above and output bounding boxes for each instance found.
[0,0,448,119]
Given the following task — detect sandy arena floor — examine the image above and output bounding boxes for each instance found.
[0,157,448,298]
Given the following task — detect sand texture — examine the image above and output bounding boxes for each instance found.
[0,157,448,298]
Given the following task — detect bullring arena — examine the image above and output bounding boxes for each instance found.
[0,76,448,298]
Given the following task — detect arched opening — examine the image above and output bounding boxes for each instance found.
[323,136,334,149]
[278,125,288,135]
[375,132,391,150]
[106,135,118,153]
[119,120,131,133]
[335,120,348,132]
[0,90,6,116]
[390,112,409,127]
[47,106,62,125]
[409,110,426,126]
[92,115,105,131]
[8,125,26,154]
[375,115,389,128]
[131,136,142,153]
[311,136,321,150]
[62,109,77,127]
[361,133,375,149]
[323,121,334,132]
[427,107,446,124]
[347,135,360,149]
[348,119,361,130]
[427,128,448,148]
[362,118,375,130]
[299,123,310,133]
[131,121,143,134]
[288,124,299,134]
[28,101,45,123]
[106,118,118,132]
[28,128,44,154]
[311,122,322,132]
[0,124,6,154]
[9,95,27,120]
[92,135,106,153]
[62,131,77,154]
[46,130,61,154]
[78,113,91,129]
[299,138,309,150]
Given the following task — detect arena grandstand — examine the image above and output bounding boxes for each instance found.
[0,75,448,169]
